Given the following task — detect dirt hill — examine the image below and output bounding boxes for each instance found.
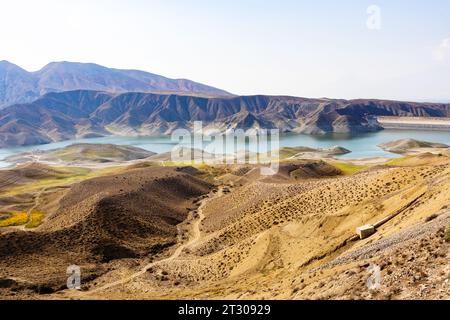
[0,166,212,294]
[1,155,449,300]
[0,163,68,191]
[379,139,449,154]
[7,143,156,165]
[67,154,448,300]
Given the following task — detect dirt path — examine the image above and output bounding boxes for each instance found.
[1,187,47,233]
[26,187,46,225]
[80,186,225,296]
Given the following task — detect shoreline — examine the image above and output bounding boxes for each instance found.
[2,130,450,169]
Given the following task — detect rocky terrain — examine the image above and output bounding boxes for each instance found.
[1,90,450,147]
[0,144,448,300]
[0,166,211,294]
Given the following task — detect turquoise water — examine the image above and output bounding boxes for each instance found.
[1,129,450,167]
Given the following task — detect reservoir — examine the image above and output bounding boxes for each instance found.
[0,129,450,167]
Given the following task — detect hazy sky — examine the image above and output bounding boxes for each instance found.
[1,0,449,101]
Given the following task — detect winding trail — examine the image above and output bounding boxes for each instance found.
[25,187,46,226]
[81,186,224,296]
[2,187,47,232]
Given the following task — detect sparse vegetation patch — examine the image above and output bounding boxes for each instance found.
[25,211,45,229]
[0,212,28,227]
[330,162,367,175]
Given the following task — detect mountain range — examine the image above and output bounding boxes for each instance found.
[1,89,449,148]
[0,61,231,108]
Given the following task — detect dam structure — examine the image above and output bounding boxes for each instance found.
[376,116,450,131]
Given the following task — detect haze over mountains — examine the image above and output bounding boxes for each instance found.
[1,89,450,148]
[0,61,231,108]
[1,60,450,148]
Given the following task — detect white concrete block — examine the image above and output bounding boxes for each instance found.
[356,225,376,239]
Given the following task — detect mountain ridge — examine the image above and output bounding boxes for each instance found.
[0,60,232,108]
[1,89,449,148]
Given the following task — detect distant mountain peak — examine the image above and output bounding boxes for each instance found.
[0,60,26,71]
[0,60,14,65]
[36,61,106,71]
[0,61,232,108]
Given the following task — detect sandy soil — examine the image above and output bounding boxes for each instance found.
[0,152,449,300]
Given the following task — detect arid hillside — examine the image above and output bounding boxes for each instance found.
[0,153,449,300]
[0,166,211,295]
[65,154,449,300]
